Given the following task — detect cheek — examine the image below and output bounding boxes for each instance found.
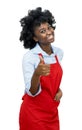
[38,34,47,42]
[39,37,47,43]
[52,29,55,34]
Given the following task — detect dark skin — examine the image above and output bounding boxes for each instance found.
[29,22,63,101]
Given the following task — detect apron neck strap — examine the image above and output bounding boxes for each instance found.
[55,55,59,63]
[38,53,43,58]
[38,53,59,63]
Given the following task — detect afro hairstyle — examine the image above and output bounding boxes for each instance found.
[19,7,56,49]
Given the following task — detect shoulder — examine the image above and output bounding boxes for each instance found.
[52,45,64,61]
[22,48,39,65]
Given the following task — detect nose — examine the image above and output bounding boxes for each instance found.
[46,29,52,35]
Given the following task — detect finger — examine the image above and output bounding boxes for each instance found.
[44,64,50,68]
[54,95,59,101]
[45,72,50,76]
[39,55,44,64]
[42,70,50,76]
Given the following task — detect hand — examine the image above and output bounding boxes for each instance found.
[35,55,50,76]
[54,88,63,101]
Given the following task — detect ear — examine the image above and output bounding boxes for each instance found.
[33,36,38,42]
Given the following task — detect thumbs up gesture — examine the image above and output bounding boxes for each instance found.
[35,55,50,77]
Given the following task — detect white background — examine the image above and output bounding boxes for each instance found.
[0,0,82,130]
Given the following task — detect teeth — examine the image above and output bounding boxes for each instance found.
[47,35,53,39]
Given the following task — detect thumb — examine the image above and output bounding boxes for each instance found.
[39,55,44,64]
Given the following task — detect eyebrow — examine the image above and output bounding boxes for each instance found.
[39,24,50,31]
[39,28,45,31]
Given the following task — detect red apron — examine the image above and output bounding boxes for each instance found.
[19,54,63,130]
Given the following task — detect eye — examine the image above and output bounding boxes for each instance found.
[40,29,46,34]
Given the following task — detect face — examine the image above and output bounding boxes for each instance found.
[33,22,55,45]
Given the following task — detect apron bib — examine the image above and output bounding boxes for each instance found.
[19,54,63,130]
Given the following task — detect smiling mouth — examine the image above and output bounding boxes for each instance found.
[47,35,54,40]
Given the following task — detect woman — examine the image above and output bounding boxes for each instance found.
[19,7,63,130]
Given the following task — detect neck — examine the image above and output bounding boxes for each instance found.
[39,43,53,55]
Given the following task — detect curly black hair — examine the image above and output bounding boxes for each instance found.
[19,7,56,49]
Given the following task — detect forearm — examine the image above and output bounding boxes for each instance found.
[29,70,40,95]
